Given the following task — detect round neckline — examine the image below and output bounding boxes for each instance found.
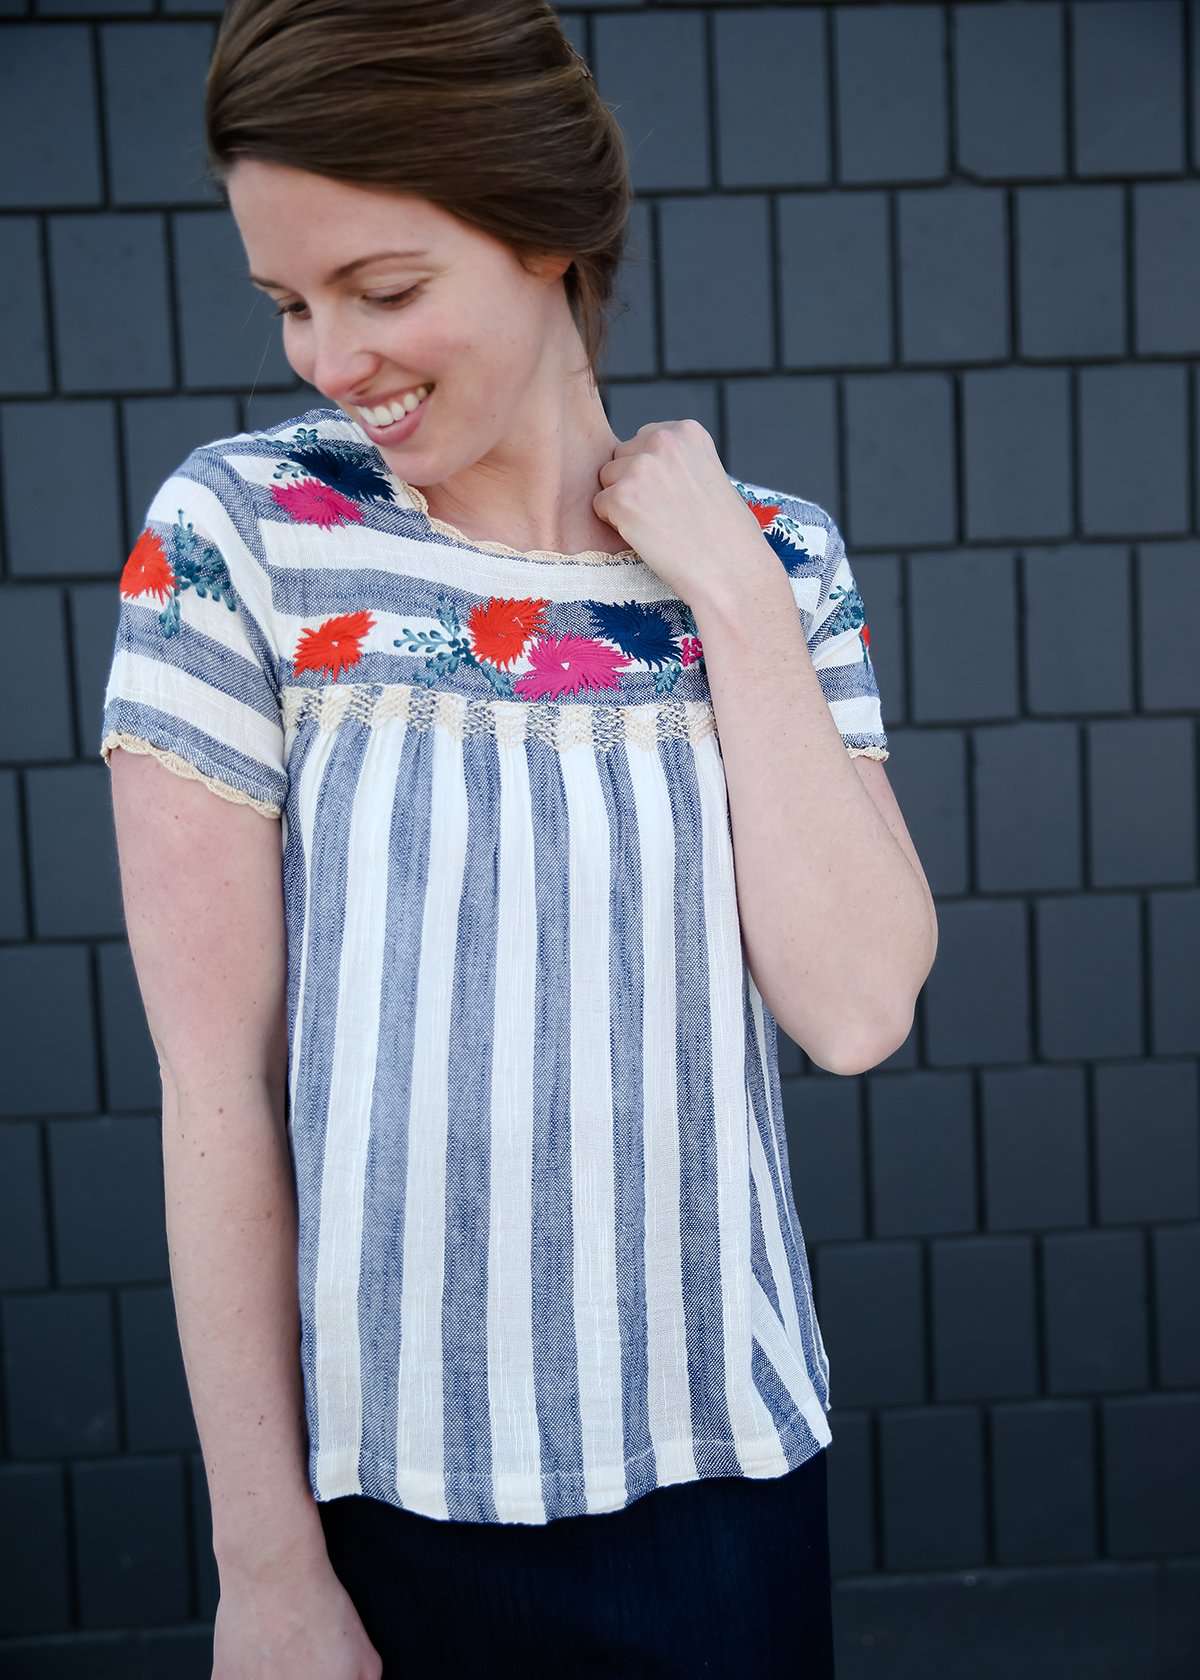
[402,479,641,565]
[343,416,642,564]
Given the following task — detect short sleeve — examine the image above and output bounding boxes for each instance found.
[98,450,288,818]
[778,501,889,762]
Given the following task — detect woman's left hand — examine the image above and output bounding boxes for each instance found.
[592,419,778,607]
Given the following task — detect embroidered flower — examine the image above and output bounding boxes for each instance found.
[466,596,551,668]
[823,583,874,665]
[271,478,365,529]
[514,634,631,700]
[273,429,398,506]
[294,610,376,677]
[119,513,238,638]
[679,634,703,667]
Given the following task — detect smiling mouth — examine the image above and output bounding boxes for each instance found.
[350,387,434,428]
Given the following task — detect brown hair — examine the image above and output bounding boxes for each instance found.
[204,0,635,389]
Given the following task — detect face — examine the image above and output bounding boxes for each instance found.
[227,159,574,477]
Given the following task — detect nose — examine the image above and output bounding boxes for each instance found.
[307,317,380,405]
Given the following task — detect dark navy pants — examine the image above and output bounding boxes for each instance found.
[318,1445,835,1677]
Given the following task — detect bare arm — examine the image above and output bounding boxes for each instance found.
[109,748,325,1579]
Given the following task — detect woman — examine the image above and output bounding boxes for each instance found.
[100,2,937,1674]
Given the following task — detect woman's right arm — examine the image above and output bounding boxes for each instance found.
[108,747,381,1680]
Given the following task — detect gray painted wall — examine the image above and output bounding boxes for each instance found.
[0,2,1197,1674]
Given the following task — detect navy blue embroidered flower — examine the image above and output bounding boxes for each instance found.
[273,427,398,505]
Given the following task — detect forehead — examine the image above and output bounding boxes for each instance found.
[227,162,459,274]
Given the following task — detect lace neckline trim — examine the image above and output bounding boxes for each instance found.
[397,478,641,566]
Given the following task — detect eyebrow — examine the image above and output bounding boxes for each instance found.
[248,249,430,290]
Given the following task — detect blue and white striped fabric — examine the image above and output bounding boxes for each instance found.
[100,406,888,1526]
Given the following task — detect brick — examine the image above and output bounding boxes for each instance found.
[835,1561,1154,1678]
[0,947,97,1116]
[1087,719,1195,888]
[0,585,73,762]
[96,941,164,1114]
[120,395,241,551]
[817,1240,924,1406]
[780,1073,864,1243]
[120,1287,197,1452]
[898,187,1008,363]
[72,1457,189,1628]
[833,5,945,184]
[659,196,772,373]
[870,1072,976,1237]
[0,1465,69,1635]
[48,215,173,393]
[909,548,1018,723]
[825,1410,874,1577]
[1149,889,1200,1055]
[726,377,840,517]
[101,24,221,207]
[975,723,1082,892]
[1036,894,1142,1062]
[879,1406,986,1570]
[0,26,101,208]
[0,1121,50,1289]
[1152,1224,1200,1388]
[1103,1394,1200,1557]
[49,1115,168,1285]
[1158,1557,1200,1679]
[597,197,655,382]
[0,217,50,392]
[0,771,25,939]
[881,729,966,898]
[962,368,1072,540]
[2,400,122,579]
[955,2,1065,180]
[1043,1230,1148,1396]
[1017,186,1125,359]
[27,766,125,939]
[843,374,956,549]
[1072,0,1184,177]
[173,210,294,391]
[714,7,828,187]
[991,1401,1097,1565]
[604,379,719,445]
[932,1237,1036,1401]
[778,192,891,369]
[1080,364,1189,538]
[1133,182,1200,355]
[1139,540,1200,712]
[0,1632,213,1680]
[921,900,1030,1068]
[1095,1062,1199,1225]
[591,11,709,192]
[1,1292,117,1457]
[982,1066,1090,1233]
[1024,542,1133,717]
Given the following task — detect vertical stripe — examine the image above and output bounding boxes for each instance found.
[692,732,782,1461]
[441,731,504,1523]
[392,719,468,1518]
[291,722,373,1495]
[598,738,654,1501]
[527,731,586,1514]
[623,722,697,1491]
[487,727,543,1520]
[559,727,623,1512]
[357,719,433,1503]
[660,732,739,1476]
[311,722,407,1492]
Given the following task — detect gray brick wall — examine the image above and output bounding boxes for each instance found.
[1,2,1197,1675]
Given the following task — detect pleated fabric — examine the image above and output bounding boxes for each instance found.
[99,406,888,1526]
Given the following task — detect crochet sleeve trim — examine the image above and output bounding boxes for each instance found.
[100,731,283,819]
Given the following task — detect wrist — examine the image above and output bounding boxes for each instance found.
[213,1497,330,1585]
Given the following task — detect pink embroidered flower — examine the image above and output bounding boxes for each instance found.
[679,635,703,667]
[514,634,631,700]
[271,478,365,528]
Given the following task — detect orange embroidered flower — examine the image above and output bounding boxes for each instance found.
[466,596,551,669]
[747,501,781,532]
[293,610,376,677]
[119,528,176,602]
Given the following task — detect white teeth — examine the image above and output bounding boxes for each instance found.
[357,387,431,427]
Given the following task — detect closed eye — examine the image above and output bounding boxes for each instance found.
[271,286,422,320]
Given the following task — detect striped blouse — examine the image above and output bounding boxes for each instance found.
[99,405,888,1526]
